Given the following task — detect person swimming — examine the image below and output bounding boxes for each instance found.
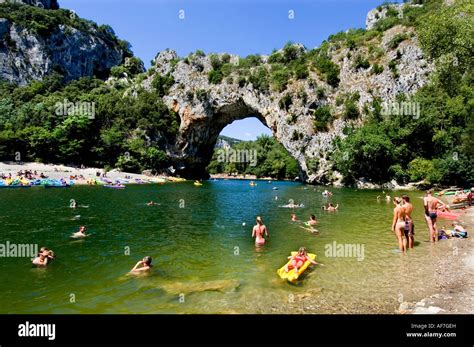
[324,203,339,211]
[284,247,317,275]
[32,247,55,266]
[391,197,407,253]
[291,214,297,222]
[71,226,88,238]
[147,201,158,206]
[130,256,153,273]
[252,216,268,246]
[307,214,317,226]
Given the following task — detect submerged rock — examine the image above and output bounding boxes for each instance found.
[161,279,240,295]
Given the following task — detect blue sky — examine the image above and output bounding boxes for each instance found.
[61,0,400,140]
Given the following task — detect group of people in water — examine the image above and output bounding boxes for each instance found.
[391,189,468,253]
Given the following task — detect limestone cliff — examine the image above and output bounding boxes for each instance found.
[0,0,127,85]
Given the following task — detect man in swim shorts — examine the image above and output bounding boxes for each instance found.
[423,189,445,243]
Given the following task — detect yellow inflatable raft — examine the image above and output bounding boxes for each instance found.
[277,251,316,283]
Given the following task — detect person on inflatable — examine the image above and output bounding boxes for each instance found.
[284,247,317,275]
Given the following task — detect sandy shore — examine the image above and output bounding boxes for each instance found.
[0,161,169,184]
[398,196,474,314]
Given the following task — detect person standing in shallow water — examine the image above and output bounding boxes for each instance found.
[391,197,407,253]
[402,195,415,249]
[423,189,445,243]
[252,216,269,247]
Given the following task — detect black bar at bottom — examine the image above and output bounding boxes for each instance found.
[0,314,472,346]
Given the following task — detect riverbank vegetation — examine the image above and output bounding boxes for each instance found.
[207,135,299,180]
[332,0,473,187]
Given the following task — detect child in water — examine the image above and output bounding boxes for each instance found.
[291,214,297,222]
[130,256,153,273]
[285,247,317,275]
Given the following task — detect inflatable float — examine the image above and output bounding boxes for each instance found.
[437,210,462,220]
[194,181,203,186]
[277,251,316,283]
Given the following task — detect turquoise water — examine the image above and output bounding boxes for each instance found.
[0,180,455,313]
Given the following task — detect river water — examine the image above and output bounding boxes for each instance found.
[0,180,455,313]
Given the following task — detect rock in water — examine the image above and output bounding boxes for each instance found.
[161,279,240,295]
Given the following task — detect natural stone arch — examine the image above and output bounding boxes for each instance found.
[140,45,432,183]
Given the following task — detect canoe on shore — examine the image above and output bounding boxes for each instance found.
[103,185,125,189]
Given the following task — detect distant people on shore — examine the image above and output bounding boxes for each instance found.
[392,197,407,253]
[252,216,268,247]
[32,247,55,266]
[423,189,445,243]
[401,195,415,249]
[130,256,153,273]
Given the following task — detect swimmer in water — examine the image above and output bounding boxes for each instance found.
[32,247,55,266]
[147,201,158,206]
[130,256,153,273]
[291,214,297,222]
[252,216,269,247]
[284,247,317,275]
[324,203,339,211]
[307,214,317,226]
[71,226,88,238]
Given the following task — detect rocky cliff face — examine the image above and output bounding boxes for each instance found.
[0,0,58,9]
[138,23,433,183]
[0,1,125,85]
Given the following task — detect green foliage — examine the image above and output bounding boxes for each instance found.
[353,55,370,70]
[207,135,299,180]
[194,50,205,57]
[342,99,360,120]
[388,33,409,50]
[247,66,269,93]
[407,158,437,182]
[371,63,384,75]
[151,73,174,97]
[270,64,290,92]
[278,94,292,111]
[208,69,223,84]
[312,52,340,87]
[0,76,180,173]
[313,105,333,132]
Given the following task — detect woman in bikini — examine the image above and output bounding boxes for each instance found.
[252,216,269,247]
[402,195,414,249]
[284,247,317,275]
[391,197,407,253]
